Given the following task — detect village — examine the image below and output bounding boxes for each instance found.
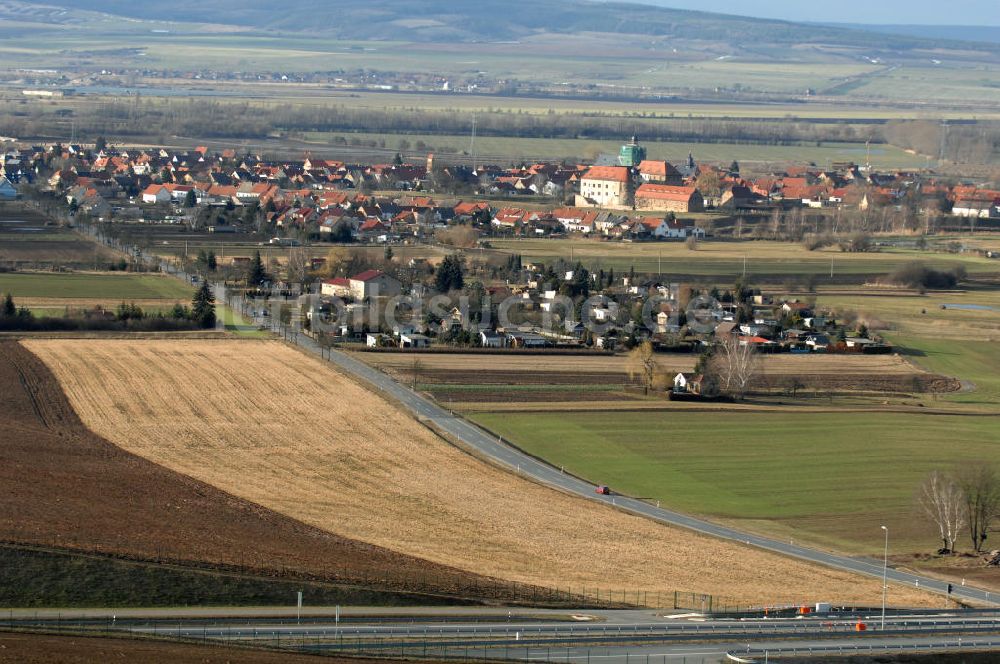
[0,136,998,245]
[0,135,990,401]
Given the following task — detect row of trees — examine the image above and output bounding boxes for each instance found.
[919,465,1000,554]
[2,96,887,148]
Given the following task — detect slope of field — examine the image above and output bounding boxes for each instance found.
[0,632,385,664]
[0,341,501,602]
[26,338,932,605]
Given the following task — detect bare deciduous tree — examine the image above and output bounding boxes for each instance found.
[917,470,965,554]
[711,336,760,399]
[957,463,1000,553]
[626,340,660,394]
[285,247,310,285]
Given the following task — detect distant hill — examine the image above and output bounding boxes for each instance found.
[829,23,1000,45]
[26,0,997,51]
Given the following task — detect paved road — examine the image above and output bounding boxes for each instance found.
[267,308,997,609]
[71,207,999,608]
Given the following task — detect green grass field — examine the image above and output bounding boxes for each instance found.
[472,410,1000,555]
[218,304,269,338]
[489,239,1000,277]
[818,287,1000,407]
[0,272,193,301]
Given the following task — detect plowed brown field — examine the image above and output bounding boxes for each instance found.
[0,341,504,599]
[28,338,934,605]
[0,632,393,664]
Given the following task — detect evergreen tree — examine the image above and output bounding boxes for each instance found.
[1,293,15,317]
[191,281,216,329]
[184,189,197,208]
[207,250,217,271]
[248,250,267,286]
[435,254,465,292]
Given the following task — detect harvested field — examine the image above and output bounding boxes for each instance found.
[0,632,386,664]
[0,341,506,602]
[28,338,934,605]
[0,205,116,268]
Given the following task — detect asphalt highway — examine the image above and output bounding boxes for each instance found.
[151,271,1000,610]
[278,322,997,608]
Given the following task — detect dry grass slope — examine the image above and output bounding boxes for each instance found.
[27,338,933,605]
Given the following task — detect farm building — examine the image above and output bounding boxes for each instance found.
[637,160,683,185]
[634,184,705,213]
[506,331,549,348]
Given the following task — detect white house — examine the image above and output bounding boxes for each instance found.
[953,199,994,218]
[321,277,351,298]
[399,333,431,349]
[673,372,702,394]
[480,330,506,348]
[366,333,390,348]
[141,184,171,204]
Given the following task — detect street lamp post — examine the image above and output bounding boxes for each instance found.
[881,525,889,630]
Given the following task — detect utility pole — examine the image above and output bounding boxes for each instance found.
[881,525,889,630]
[470,115,477,173]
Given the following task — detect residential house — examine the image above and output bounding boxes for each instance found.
[673,372,702,395]
[321,277,352,298]
[349,270,401,300]
[141,184,172,204]
[399,333,431,349]
[480,330,506,348]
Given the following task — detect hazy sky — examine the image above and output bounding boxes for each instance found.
[633,0,1000,25]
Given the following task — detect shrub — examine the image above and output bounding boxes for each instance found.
[887,262,965,289]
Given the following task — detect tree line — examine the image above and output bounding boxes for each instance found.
[4,97,885,148]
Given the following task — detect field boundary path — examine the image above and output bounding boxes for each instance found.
[70,212,992,612]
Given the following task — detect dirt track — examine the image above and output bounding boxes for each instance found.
[28,338,937,606]
[0,341,504,599]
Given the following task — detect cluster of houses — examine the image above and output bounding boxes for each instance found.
[311,262,887,358]
[2,139,998,241]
